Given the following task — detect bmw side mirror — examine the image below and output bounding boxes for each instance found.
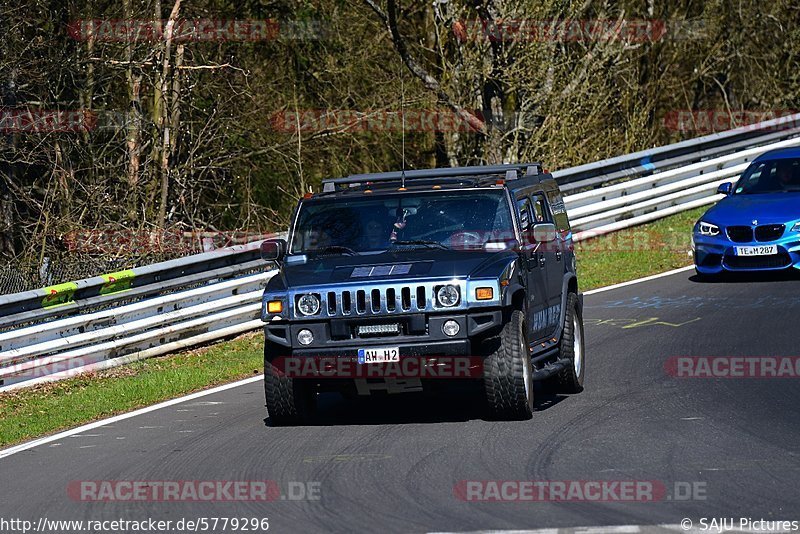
[260,238,287,261]
[716,182,733,195]
[532,223,557,243]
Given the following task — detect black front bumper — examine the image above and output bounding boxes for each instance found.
[264,309,503,357]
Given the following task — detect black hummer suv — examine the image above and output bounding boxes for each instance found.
[259,164,585,425]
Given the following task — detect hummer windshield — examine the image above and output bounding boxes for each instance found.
[290,189,515,254]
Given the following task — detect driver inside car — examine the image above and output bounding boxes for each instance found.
[776,160,799,189]
[363,219,389,250]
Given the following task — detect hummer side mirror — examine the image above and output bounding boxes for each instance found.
[260,238,287,261]
[532,223,557,243]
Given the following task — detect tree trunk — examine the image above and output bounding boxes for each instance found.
[157,0,182,227]
[0,74,18,258]
[123,0,142,224]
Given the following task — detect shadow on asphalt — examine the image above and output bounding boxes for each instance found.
[689,269,800,284]
[263,382,570,427]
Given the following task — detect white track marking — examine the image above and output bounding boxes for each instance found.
[584,265,694,296]
[0,376,263,460]
[0,266,694,460]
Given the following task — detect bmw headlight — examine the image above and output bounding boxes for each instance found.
[297,293,321,316]
[436,285,460,307]
[697,221,720,237]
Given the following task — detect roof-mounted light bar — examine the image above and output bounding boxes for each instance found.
[321,163,543,193]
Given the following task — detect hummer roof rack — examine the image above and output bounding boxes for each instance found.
[321,163,543,193]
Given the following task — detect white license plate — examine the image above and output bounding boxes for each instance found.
[357,347,400,364]
[735,245,778,256]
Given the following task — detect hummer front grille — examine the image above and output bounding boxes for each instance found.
[276,278,503,322]
[326,284,435,316]
[290,281,469,319]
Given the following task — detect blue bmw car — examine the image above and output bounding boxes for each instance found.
[693,147,800,276]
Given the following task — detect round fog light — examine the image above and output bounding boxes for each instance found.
[297,329,314,346]
[442,320,460,337]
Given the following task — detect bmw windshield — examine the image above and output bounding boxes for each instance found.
[735,158,800,194]
[289,189,515,255]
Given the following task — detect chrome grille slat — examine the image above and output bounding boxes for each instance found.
[328,291,336,315]
[335,292,346,316]
[356,290,366,314]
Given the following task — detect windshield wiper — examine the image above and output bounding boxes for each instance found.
[390,240,449,250]
[307,245,358,256]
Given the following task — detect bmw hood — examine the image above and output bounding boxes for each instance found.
[703,193,800,226]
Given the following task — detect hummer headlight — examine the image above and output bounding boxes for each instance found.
[436,285,460,307]
[297,293,321,316]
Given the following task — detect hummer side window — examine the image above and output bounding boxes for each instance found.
[546,190,571,232]
[531,194,550,224]
[516,197,531,232]
[517,197,531,243]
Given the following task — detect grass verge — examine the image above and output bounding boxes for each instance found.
[0,206,707,448]
[576,207,704,290]
[0,334,263,447]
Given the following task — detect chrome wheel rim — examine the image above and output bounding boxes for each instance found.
[573,315,583,377]
[522,334,532,402]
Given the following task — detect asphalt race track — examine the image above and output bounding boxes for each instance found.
[1,268,799,533]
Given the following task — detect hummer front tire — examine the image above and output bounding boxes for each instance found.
[264,343,315,426]
[483,309,534,420]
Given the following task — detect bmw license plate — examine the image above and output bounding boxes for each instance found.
[357,347,400,364]
[735,245,778,256]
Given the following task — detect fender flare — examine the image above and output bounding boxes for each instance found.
[558,273,581,327]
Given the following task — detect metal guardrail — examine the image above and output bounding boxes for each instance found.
[567,133,800,236]
[0,241,268,324]
[0,242,278,391]
[554,112,800,194]
[2,113,800,391]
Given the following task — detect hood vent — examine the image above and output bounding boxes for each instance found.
[350,263,412,278]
